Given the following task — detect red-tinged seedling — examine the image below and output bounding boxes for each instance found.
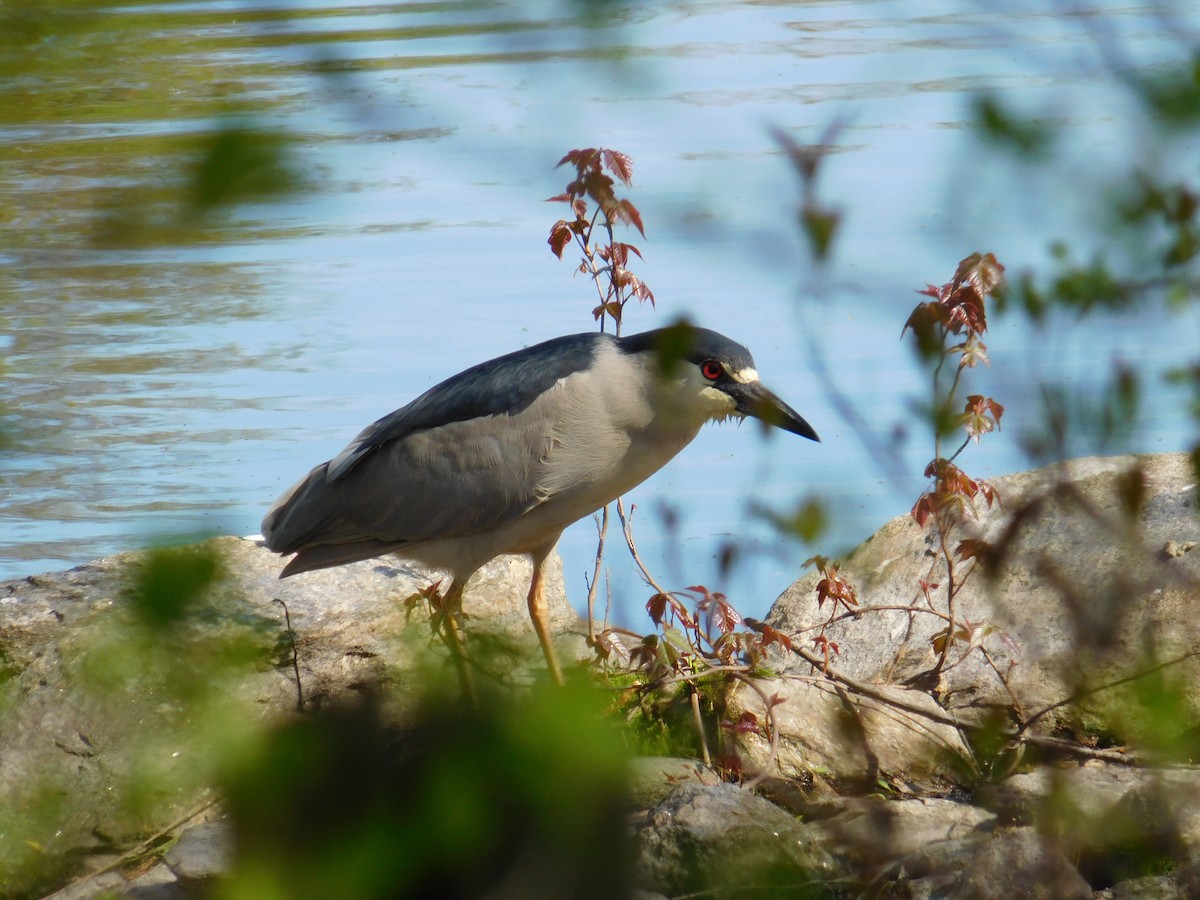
[797,254,1015,691]
[904,254,1011,675]
[812,634,840,673]
[547,146,653,332]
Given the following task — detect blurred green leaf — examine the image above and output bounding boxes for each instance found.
[1130,53,1200,127]
[188,122,301,216]
[222,684,632,900]
[127,544,222,629]
[971,92,1055,158]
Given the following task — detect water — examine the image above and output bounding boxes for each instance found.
[2,0,1196,623]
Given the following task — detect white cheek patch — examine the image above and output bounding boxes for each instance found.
[700,385,739,415]
[729,367,760,385]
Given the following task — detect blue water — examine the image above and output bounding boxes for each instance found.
[1,0,1196,624]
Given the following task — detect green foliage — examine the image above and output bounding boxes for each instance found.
[977,49,1200,471]
[127,544,223,629]
[220,683,633,900]
[1128,52,1200,127]
[1092,663,1200,765]
[758,497,829,544]
[187,122,302,216]
[970,92,1056,159]
[772,123,843,263]
[0,543,275,897]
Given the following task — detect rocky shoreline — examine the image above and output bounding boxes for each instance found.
[2,453,1198,899]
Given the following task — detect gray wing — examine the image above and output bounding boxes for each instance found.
[325,331,603,481]
[262,411,556,557]
[261,333,607,561]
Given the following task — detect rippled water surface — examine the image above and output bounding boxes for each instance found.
[2,0,1196,620]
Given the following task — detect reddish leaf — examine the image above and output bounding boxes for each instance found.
[556,147,598,170]
[602,148,635,186]
[954,539,988,561]
[548,221,573,259]
[911,493,934,528]
[977,480,1000,508]
[814,563,858,610]
[616,198,645,236]
[803,554,831,573]
[592,301,622,322]
[646,592,670,626]
[757,623,792,653]
[728,711,764,736]
[953,337,990,369]
[631,277,655,305]
[708,599,743,636]
[955,251,1006,298]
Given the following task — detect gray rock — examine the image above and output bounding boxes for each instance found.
[636,782,837,897]
[163,818,231,882]
[627,756,721,809]
[43,870,130,900]
[1102,858,1200,898]
[728,676,972,785]
[812,796,994,871]
[983,762,1146,826]
[767,453,1200,730]
[983,764,1200,880]
[902,827,1092,900]
[120,864,184,899]
[0,538,583,897]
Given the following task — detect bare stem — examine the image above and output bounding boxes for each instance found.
[585,505,611,645]
[690,687,712,767]
[617,496,669,595]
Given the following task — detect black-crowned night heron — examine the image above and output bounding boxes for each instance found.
[262,325,818,684]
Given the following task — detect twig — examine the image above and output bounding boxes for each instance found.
[735,674,781,790]
[1021,649,1200,734]
[616,497,670,595]
[44,798,219,897]
[789,644,1145,766]
[585,505,610,646]
[272,597,304,712]
[690,687,712,767]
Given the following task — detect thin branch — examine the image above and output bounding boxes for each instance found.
[735,674,781,790]
[690,687,712,767]
[1021,649,1200,734]
[788,644,1145,766]
[46,798,219,896]
[272,597,304,713]
[585,505,610,646]
[617,497,669,595]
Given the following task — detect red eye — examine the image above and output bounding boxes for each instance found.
[700,359,724,381]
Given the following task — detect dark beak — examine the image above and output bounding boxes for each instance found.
[731,381,820,442]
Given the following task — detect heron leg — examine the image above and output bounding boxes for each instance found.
[438,579,477,706]
[527,557,564,685]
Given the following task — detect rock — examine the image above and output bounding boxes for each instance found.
[163,818,231,882]
[982,762,1146,826]
[922,827,1093,899]
[811,796,994,871]
[10,453,1200,900]
[0,538,584,898]
[728,676,972,786]
[1100,858,1200,898]
[116,864,184,899]
[635,782,837,897]
[766,453,1200,731]
[627,757,721,809]
[979,764,1200,888]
